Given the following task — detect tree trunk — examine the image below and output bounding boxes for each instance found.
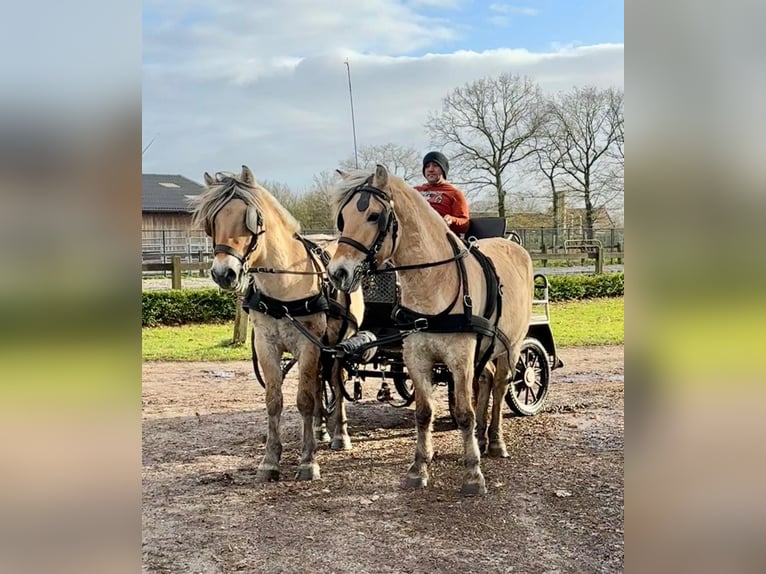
[583,170,594,240]
[496,172,506,218]
[232,305,249,345]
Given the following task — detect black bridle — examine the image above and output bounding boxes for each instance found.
[208,206,264,271]
[336,182,399,274]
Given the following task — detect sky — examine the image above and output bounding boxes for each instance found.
[142,0,623,191]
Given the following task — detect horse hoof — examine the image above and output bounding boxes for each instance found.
[487,444,509,458]
[315,430,331,443]
[295,464,321,481]
[461,478,488,496]
[255,468,280,482]
[330,436,352,451]
[401,475,428,490]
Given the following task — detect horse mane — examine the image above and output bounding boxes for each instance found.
[329,169,375,217]
[190,172,301,234]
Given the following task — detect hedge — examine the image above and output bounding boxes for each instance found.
[142,272,624,327]
[547,272,624,301]
[142,289,238,327]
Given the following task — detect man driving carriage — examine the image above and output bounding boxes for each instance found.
[415,151,470,235]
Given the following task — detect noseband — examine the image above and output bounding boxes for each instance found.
[336,183,399,273]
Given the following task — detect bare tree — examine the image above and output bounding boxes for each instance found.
[547,86,624,239]
[425,74,545,217]
[300,170,340,231]
[339,143,421,183]
[526,107,570,234]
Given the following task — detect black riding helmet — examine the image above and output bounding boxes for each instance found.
[422,151,449,179]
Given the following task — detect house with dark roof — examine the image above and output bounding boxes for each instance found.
[142,174,208,256]
[142,174,205,232]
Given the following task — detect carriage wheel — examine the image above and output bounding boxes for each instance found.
[280,356,297,378]
[447,374,458,428]
[505,339,551,416]
[322,378,337,417]
[390,363,416,408]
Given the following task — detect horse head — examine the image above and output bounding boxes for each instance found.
[194,165,264,291]
[329,164,399,292]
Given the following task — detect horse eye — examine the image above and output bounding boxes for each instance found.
[367,212,380,223]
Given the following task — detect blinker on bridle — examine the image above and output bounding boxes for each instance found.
[336,183,399,272]
[209,205,265,268]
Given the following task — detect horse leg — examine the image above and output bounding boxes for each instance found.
[402,361,434,490]
[475,361,495,454]
[330,360,352,451]
[255,349,284,482]
[452,364,486,496]
[487,355,512,458]
[313,355,331,443]
[295,348,321,481]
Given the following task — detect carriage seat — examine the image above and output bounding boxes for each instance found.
[465,217,507,241]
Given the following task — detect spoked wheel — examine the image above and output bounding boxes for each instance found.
[322,378,337,417]
[280,356,297,378]
[505,339,551,416]
[447,373,458,428]
[390,363,415,408]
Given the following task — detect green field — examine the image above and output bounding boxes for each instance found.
[142,298,623,361]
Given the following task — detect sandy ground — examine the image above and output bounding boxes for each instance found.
[142,345,623,573]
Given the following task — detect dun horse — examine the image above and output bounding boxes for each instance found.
[191,165,364,481]
[328,165,533,495]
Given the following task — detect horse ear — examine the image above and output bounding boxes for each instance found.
[204,172,215,186]
[373,164,389,188]
[336,169,348,179]
[241,165,255,185]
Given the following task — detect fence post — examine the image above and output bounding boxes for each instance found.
[232,302,248,345]
[198,251,206,277]
[594,247,604,274]
[171,256,182,289]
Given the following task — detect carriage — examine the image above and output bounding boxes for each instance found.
[325,217,563,421]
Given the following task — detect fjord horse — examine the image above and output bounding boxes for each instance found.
[191,166,364,481]
[327,165,533,495]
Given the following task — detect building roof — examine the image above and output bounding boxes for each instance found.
[142,174,205,212]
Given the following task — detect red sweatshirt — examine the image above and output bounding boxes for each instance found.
[415,182,470,234]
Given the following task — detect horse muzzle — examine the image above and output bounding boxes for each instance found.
[328,260,362,293]
[210,259,242,290]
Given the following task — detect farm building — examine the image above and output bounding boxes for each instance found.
[142,174,209,258]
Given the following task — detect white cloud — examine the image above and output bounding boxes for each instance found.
[142,1,622,190]
[488,4,539,16]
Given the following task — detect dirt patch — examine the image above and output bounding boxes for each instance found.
[143,345,623,573]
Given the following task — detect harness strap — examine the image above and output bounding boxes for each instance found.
[243,288,330,318]
[390,235,513,375]
[372,246,470,274]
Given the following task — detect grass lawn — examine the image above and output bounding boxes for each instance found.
[142,298,624,361]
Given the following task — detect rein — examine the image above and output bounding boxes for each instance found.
[245,235,360,388]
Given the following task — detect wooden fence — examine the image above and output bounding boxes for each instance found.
[142,250,624,290]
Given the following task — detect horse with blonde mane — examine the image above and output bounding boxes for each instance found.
[328,165,533,495]
[191,165,364,481]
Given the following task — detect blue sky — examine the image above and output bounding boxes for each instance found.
[411,1,624,54]
[142,0,623,191]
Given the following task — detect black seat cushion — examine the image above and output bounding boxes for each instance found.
[465,217,507,240]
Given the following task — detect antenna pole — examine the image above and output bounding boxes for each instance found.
[344,59,359,169]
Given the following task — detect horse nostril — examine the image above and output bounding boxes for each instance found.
[225,268,237,283]
[332,267,347,284]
